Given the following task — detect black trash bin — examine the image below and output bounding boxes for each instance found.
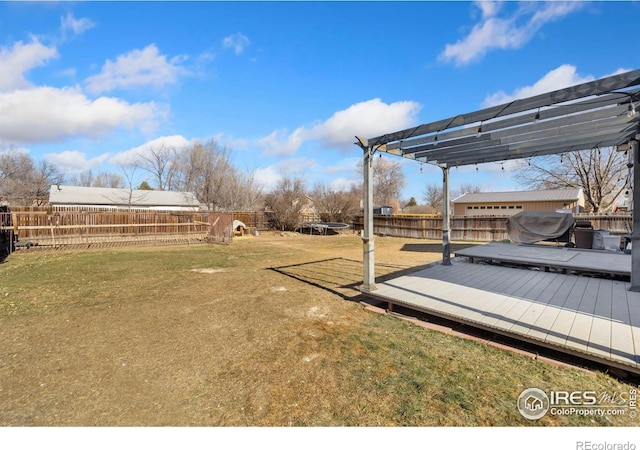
[574,221,593,249]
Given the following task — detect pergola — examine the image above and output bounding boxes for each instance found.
[356,69,640,291]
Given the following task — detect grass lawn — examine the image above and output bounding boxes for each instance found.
[0,231,638,426]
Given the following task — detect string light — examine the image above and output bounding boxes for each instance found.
[534,107,540,122]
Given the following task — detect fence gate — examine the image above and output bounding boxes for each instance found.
[207,212,234,244]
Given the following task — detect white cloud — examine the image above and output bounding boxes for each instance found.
[222,33,250,55]
[481,64,594,107]
[253,158,317,191]
[253,166,280,192]
[44,150,110,174]
[85,44,187,94]
[0,86,166,144]
[308,99,422,149]
[210,132,249,151]
[329,177,359,191]
[109,135,192,166]
[325,156,361,175]
[439,2,583,66]
[0,38,58,92]
[259,127,307,157]
[258,98,421,157]
[476,1,502,19]
[61,12,95,36]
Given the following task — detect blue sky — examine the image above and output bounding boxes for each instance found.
[1,1,639,202]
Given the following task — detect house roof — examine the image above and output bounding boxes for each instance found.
[49,185,200,208]
[453,188,583,204]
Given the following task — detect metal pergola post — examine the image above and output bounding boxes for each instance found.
[630,139,640,291]
[360,139,376,291]
[442,165,452,266]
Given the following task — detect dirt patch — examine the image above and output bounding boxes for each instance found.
[190,268,227,274]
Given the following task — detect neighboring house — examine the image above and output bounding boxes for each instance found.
[48,185,201,211]
[453,188,584,216]
[297,195,320,222]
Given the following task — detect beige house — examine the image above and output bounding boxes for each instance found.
[298,195,320,222]
[453,188,584,216]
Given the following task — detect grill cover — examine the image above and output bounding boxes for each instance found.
[505,211,574,244]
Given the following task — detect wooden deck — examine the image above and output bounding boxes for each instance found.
[454,242,630,276]
[363,259,640,374]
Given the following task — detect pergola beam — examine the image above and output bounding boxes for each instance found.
[387,89,640,153]
[368,70,640,147]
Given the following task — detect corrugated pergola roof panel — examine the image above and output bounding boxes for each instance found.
[363,70,640,167]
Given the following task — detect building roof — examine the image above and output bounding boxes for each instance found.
[453,188,583,204]
[49,185,200,208]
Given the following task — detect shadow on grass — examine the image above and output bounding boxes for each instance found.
[268,257,436,303]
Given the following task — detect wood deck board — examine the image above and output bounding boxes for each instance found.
[545,277,589,350]
[388,267,511,322]
[365,259,640,373]
[608,282,636,365]
[508,272,564,335]
[587,280,613,360]
[624,288,640,365]
[527,275,579,342]
[455,243,631,276]
[565,277,599,354]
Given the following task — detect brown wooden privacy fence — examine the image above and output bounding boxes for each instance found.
[352,213,633,242]
[1,207,269,250]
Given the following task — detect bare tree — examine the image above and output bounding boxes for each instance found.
[514,148,628,212]
[70,170,125,188]
[455,183,482,197]
[423,183,443,212]
[423,182,482,213]
[312,182,361,223]
[352,156,407,207]
[109,163,148,210]
[0,147,62,206]
[172,141,231,210]
[136,145,177,191]
[264,175,306,231]
[225,168,263,211]
[358,156,406,206]
[171,140,262,211]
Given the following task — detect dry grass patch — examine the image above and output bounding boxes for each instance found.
[0,232,637,426]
